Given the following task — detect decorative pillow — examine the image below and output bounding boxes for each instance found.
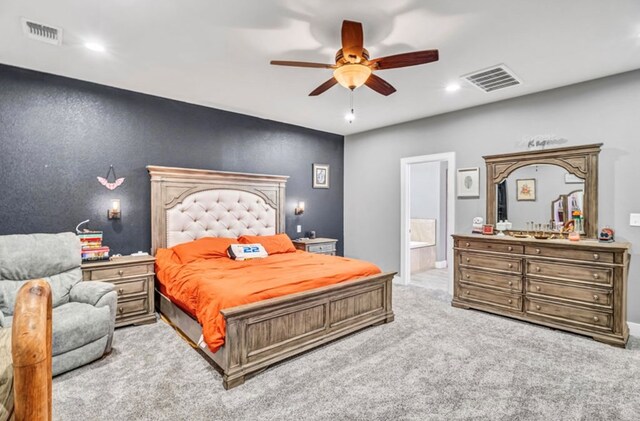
[238,234,296,255]
[227,244,268,261]
[172,237,238,263]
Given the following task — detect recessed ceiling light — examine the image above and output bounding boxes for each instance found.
[445,83,461,92]
[84,42,105,52]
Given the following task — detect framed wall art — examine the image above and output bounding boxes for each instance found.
[313,163,330,189]
[516,178,536,201]
[457,167,480,198]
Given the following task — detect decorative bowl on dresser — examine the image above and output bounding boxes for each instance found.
[292,237,338,255]
[82,255,156,327]
[452,234,630,347]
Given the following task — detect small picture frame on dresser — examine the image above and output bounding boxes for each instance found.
[313,163,330,189]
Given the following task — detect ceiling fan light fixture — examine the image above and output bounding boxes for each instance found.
[333,64,372,90]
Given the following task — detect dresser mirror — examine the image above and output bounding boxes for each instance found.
[497,164,585,232]
[485,143,601,238]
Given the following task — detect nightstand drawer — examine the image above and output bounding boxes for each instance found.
[116,296,149,321]
[113,277,149,299]
[82,256,156,328]
[308,243,336,253]
[86,263,151,281]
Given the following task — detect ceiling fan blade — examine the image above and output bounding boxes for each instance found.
[309,78,338,96]
[365,74,396,96]
[371,49,439,70]
[270,60,335,69]
[341,20,364,60]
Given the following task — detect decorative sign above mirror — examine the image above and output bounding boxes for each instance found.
[484,143,601,238]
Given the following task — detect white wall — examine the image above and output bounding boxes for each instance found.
[410,161,440,221]
[410,161,448,261]
[344,69,640,323]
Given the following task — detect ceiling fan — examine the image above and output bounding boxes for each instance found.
[270,20,439,96]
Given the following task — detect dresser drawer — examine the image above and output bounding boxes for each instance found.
[458,285,522,311]
[525,298,612,331]
[459,268,522,291]
[308,243,336,253]
[526,261,612,285]
[86,264,151,281]
[116,296,149,321]
[458,240,523,254]
[525,246,613,264]
[113,277,149,299]
[459,252,521,273]
[526,279,612,308]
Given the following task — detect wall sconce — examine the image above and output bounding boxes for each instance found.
[294,201,305,216]
[108,199,121,220]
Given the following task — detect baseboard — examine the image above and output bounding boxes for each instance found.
[628,321,640,338]
[435,261,447,269]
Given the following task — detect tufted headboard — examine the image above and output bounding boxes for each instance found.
[147,166,288,254]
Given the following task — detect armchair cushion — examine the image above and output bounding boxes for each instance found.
[0,233,79,280]
[0,269,82,316]
[52,302,111,356]
[70,281,114,307]
[0,233,82,316]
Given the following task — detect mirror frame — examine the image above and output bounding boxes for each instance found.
[484,143,601,238]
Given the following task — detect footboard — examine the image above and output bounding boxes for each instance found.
[219,272,395,389]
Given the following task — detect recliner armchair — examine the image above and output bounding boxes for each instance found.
[0,232,116,376]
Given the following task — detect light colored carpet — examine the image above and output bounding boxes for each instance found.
[53,285,640,420]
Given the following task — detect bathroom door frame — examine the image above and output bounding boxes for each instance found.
[400,152,456,293]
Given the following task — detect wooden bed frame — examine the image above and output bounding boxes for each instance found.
[148,165,394,389]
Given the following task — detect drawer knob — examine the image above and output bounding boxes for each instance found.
[535,266,541,272]
[508,299,512,304]
[593,295,599,301]
[536,286,541,291]
[118,270,124,276]
[118,307,124,314]
[508,246,513,252]
[466,258,470,263]
[593,253,600,261]
[508,263,513,268]
[593,273,599,280]
[466,242,470,247]
[535,248,541,254]
[593,316,599,323]
[465,290,470,295]
[465,274,470,279]
[118,288,124,296]
[536,305,541,310]
[508,281,513,286]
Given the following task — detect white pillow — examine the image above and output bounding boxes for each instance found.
[227,244,269,261]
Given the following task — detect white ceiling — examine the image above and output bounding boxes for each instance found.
[1,0,640,135]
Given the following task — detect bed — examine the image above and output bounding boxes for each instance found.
[148,165,395,389]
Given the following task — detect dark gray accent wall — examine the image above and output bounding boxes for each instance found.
[0,64,344,255]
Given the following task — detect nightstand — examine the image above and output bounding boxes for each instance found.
[81,255,156,328]
[292,238,338,256]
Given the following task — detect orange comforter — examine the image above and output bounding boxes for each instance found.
[155,249,381,352]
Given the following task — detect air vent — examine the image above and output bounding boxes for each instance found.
[21,18,62,45]
[463,65,521,93]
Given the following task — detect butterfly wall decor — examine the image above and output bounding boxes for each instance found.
[97,165,125,190]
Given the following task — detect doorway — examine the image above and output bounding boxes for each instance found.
[400,152,455,293]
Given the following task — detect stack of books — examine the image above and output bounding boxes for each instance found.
[78,231,110,261]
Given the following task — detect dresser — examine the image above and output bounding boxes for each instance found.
[452,234,631,347]
[82,255,156,328]
[292,238,338,256]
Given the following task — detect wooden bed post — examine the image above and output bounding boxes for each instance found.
[11,279,52,421]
